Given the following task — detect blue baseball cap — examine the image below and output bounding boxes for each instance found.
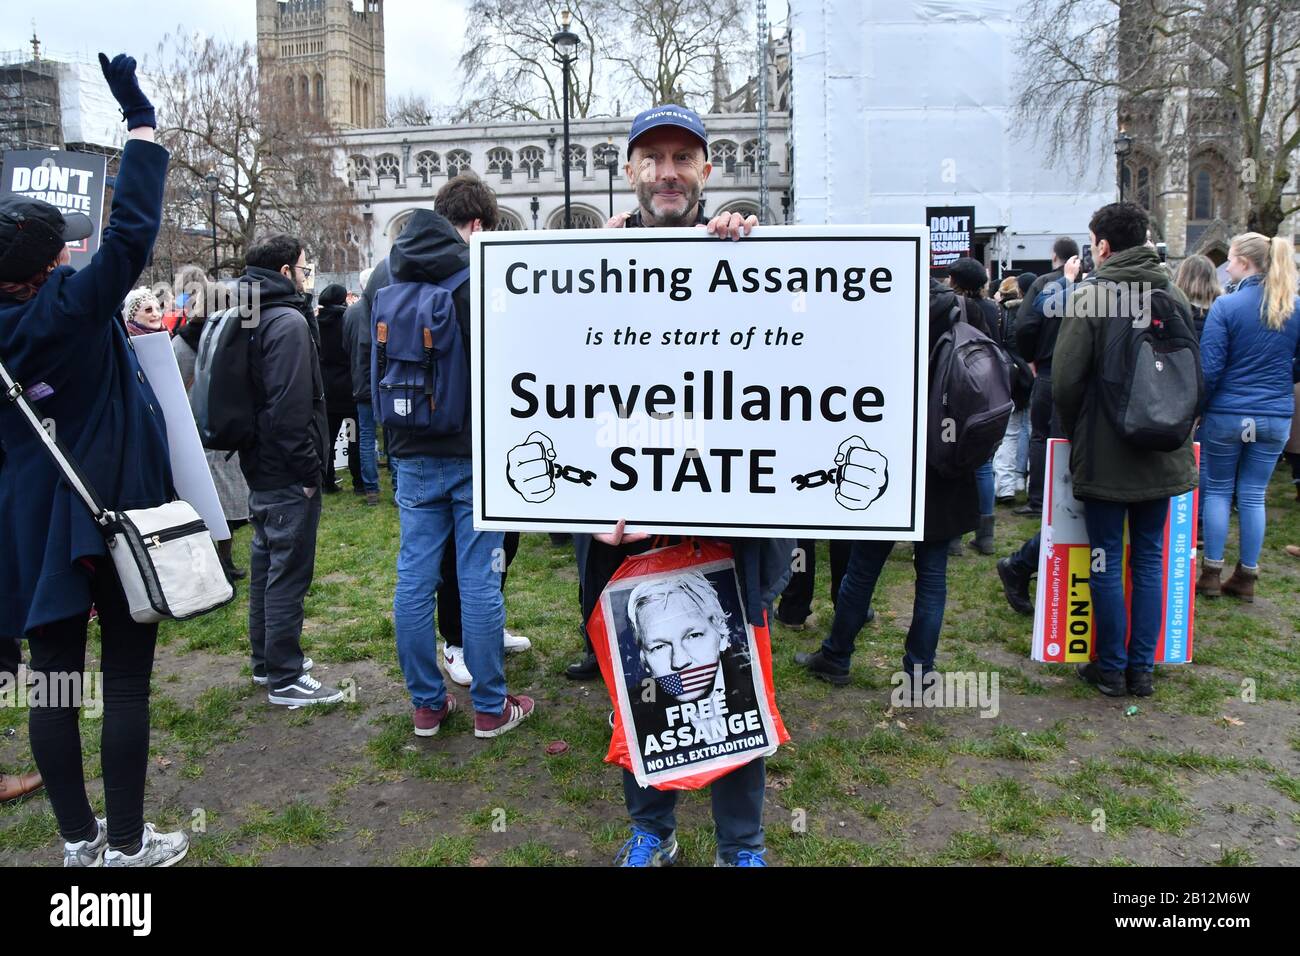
[627,104,708,152]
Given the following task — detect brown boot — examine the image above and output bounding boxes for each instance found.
[1220,562,1258,602]
[1196,558,1223,597]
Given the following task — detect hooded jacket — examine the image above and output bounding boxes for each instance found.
[236,266,330,492]
[343,295,371,404]
[316,301,355,415]
[1015,267,1066,369]
[368,210,474,460]
[1052,244,1198,502]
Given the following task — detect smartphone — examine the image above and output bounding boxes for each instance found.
[1081,243,1094,274]
[1156,242,1168,263]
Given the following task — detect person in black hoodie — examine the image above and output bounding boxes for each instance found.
[375,177,536,741]
[315,283,362,493]
[1014,236,1079,513]
[796,278,983,694]
[238,235,343,708]
[342,268,380,501]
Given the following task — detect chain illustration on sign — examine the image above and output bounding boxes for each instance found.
[791,436,889,511]
[506,431,597,503]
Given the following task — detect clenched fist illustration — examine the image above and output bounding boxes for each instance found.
[834,436,889,511]
[507,431,557,503]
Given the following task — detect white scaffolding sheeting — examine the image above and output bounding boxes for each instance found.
[790,0,1112,263]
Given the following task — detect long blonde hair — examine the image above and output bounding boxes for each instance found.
[1230,232,1298,331]
[1174,254,1222,311]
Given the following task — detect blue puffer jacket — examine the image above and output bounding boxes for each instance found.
[1200,274,1300,418]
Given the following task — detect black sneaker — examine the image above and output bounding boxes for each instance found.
[268,673,345,707]
[1076,662,1127,697]
[565,652,600,681]
[997,557,1034,616]
[1126,669,1154,697]
[794,649,850,686]
[1012,503,1037,516]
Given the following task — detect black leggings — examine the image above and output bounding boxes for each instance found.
[27,558,157,851]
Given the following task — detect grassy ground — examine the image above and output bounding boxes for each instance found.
[2,465,1298,867]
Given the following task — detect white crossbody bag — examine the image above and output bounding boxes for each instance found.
[1,354,234,624]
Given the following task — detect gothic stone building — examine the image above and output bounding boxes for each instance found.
[256,0,386,130]
[334,112,792,272]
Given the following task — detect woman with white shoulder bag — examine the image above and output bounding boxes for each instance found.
[0,53,228,867]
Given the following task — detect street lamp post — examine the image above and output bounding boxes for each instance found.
[530,195,540,230]
[1114,130,1133,203]
[205,169,219,278]
[551,10,581,229]
[602,139,618,218]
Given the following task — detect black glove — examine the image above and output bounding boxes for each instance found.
[98,52,156,130]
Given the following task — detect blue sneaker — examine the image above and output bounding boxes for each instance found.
[717,848,768,867]
[614,827,679,867]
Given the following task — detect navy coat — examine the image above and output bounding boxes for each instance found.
[0,139,173,636]
[1200,274,1300,419]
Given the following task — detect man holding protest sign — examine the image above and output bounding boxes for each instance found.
[575,105,793,867]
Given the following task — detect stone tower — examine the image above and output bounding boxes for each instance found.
[256,0,386,130]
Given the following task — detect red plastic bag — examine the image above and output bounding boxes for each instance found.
[587,539,789,791]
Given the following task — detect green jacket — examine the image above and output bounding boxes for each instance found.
[1052,245,1198,503]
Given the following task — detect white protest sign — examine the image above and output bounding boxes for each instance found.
[132,331,230,541]
[472,225,929,539]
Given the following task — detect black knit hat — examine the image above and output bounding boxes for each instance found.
[318,283,347,307]
[1016,271,1037,296]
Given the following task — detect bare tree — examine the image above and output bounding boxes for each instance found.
[385,92,458,126]
[1015,0,1300,236]
[606,0,748,109]
[148,32,362,277]
[456,0,609,120]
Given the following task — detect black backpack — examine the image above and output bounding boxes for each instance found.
[927,297,1015,477]
[1089,281,1202,452]
[191,308,257,452]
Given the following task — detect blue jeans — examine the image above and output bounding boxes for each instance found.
[623,757,765,862]
[392,455,506,713]
[1201,412,1289,567]
[993,407,1030,498]
[1082,497,1168,673]
[355,402,380,493]
[821,539,949,673]
[975,458,995,515]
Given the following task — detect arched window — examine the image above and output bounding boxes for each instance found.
[486,147,513,174]
[285,75,295,107]
[718,200,760,220]
[363,82,371,126]
[740,139,760,171]
[1192,167,1214,220]
[710,140,738,172]
[496,210,524,231]
[375,153,401,183]
[593,143,619,170]
[313,74,324,114]
[299,74,310,111]
[547,205,603,229]
[349,155,372,183]
[446,149,472,176]
[518,146,545,180]
[415,151,441,186]
[565,144,587,174]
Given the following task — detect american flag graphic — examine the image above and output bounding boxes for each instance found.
[655,662,718,698]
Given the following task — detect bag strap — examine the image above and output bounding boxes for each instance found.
[0,354,115,529]
[433,267,471,294]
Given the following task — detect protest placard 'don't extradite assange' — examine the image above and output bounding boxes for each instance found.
[471,225,930,539]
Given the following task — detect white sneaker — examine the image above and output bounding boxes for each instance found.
[63,817,108,867]
[442,644,472,686]
[267,673,344,707]
[504,629,532,654]
[103,823,188,868]
[252,656,314,686]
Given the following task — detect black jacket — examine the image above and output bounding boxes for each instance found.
[1014,267,1065,370]
[316,303,355,415]
[343,295,372,403]
[924,280,983,542]
[372,210,473,460]
[238,266,330,491]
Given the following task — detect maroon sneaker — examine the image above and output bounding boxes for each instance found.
[413,695,457,737]
[474,694,535,738]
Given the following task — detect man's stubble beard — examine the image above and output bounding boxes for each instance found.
[636,181,701,227]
